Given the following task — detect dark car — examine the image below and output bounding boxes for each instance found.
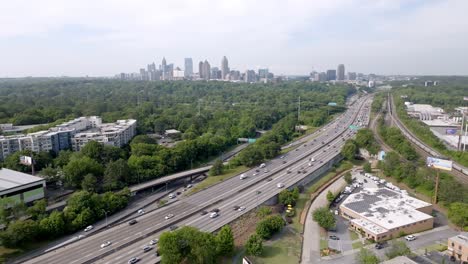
[128,219,138,225]
[282,160,287,164]
[329,235,339,240]
[169,225,178,231]
[364,179,368,183]
[266,178,273,182]
[375,243,383,249]
[211,208,220,213]
[200,210,208,215]
[233,206,240,210]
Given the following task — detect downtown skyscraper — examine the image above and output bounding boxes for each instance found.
[221,56,229,80]
[184,58,193,78]
[337,64,345,81]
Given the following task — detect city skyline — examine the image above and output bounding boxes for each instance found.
[1,0,468,77]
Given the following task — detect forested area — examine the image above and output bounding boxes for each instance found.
[0,79,354,191]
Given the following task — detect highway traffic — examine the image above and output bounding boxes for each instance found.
[24,95,372,264]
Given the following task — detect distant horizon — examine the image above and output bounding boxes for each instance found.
[1,1,468,77]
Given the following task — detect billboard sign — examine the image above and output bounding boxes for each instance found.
[19,156,33,166]
[328,102,337,106]
[426,157,452,171]
[446,129,458,135]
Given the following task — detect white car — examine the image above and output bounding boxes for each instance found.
[150,239,159,245]
[168,193,176,199]
[101,241,112,248]
[137,209,145,214]
[128,257,139,264]
[240,174,247,180]
[260,163,266,168]
[209,212,219,218]
[238,206,246,212]
[84,225,93,232]
[165,214,174,220]
[277,183,285,188]
[186,184,193,188]
[77,235,85,239]
[405,235,416,241]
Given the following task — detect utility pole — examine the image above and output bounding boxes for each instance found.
[433,169,440,204]
[297,96,301,121]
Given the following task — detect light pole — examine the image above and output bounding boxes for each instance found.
[102,210,108,227]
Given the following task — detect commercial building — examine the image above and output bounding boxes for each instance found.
[221,56,229,80]
[184,58,193,78]
[326,70,336,81]
[340,188,433,242]
[337,64,345,81]
[0,168,46,205]
[448,233,468,262]
[0,117,136,160]
[244,70,256,83]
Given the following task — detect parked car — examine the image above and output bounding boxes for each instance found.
[405,235,416,241]
[329,235,339,240]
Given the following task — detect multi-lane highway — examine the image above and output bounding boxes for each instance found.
[24,95,372,264]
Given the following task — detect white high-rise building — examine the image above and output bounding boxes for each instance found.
[184,58,193,78]
[221,56,229,80]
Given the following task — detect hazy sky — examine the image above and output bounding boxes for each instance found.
[1,0,468,77]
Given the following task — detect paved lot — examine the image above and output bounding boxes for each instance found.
[328,213,353,253]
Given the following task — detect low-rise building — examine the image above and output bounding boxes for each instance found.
[340,188,433,242]
[0,168,46,205]
[448,233,468,262]
[381,256,418,264]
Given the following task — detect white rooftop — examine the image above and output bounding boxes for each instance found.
[0,168,44,191]
[342,188,433,232]
[406,104,444,114]
[450,233,468,246]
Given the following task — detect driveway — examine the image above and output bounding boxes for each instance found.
[301,177,347,263]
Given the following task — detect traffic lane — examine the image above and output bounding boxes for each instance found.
[97,127,356,264]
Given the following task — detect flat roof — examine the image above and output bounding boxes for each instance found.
[0,168,44,191]
[342,188,433,231]
[450,233,468,246]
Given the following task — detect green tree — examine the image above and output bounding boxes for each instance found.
[27,199,47,221]
[0,219,40,247]
[80,141,104,163]
[341,140,358,160]
[63,156,103,188]
[326,190,335,203]
[215,225,234,256]
[209,159,224,176]
[363,162,372,173]
[312,207,336,230]
[448,202,468,230]
[245,234,263,256]
[54,150,73,168]
[278,187,300,206]
[255,215,285,239]
[39,211,66,238]
[356,248,379,264]
[81,174,98,192]
[344,172,353,184]
[103,159,130,191]
[385,240,411,259]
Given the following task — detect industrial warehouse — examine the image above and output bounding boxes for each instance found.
[0,168,46,205]
[340,188,434,242]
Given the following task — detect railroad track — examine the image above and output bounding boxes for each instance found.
[387,93,468,184]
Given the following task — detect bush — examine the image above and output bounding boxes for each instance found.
[256,206,272,218]
[312,207,336,230]
[356,248,379,264]
[385,240,411,259]
[344,172,353,184]
[255,215,285,239]
[245,234,263,256]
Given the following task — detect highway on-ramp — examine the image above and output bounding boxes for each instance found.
[23,95,372,264]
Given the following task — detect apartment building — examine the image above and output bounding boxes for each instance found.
[340,188,433,242]
[448,233,468,262]
[0,117,136,160]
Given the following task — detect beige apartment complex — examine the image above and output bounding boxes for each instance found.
[340,188,433,242]
[448,233,468,263]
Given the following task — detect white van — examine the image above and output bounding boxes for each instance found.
[260,163,266,168]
